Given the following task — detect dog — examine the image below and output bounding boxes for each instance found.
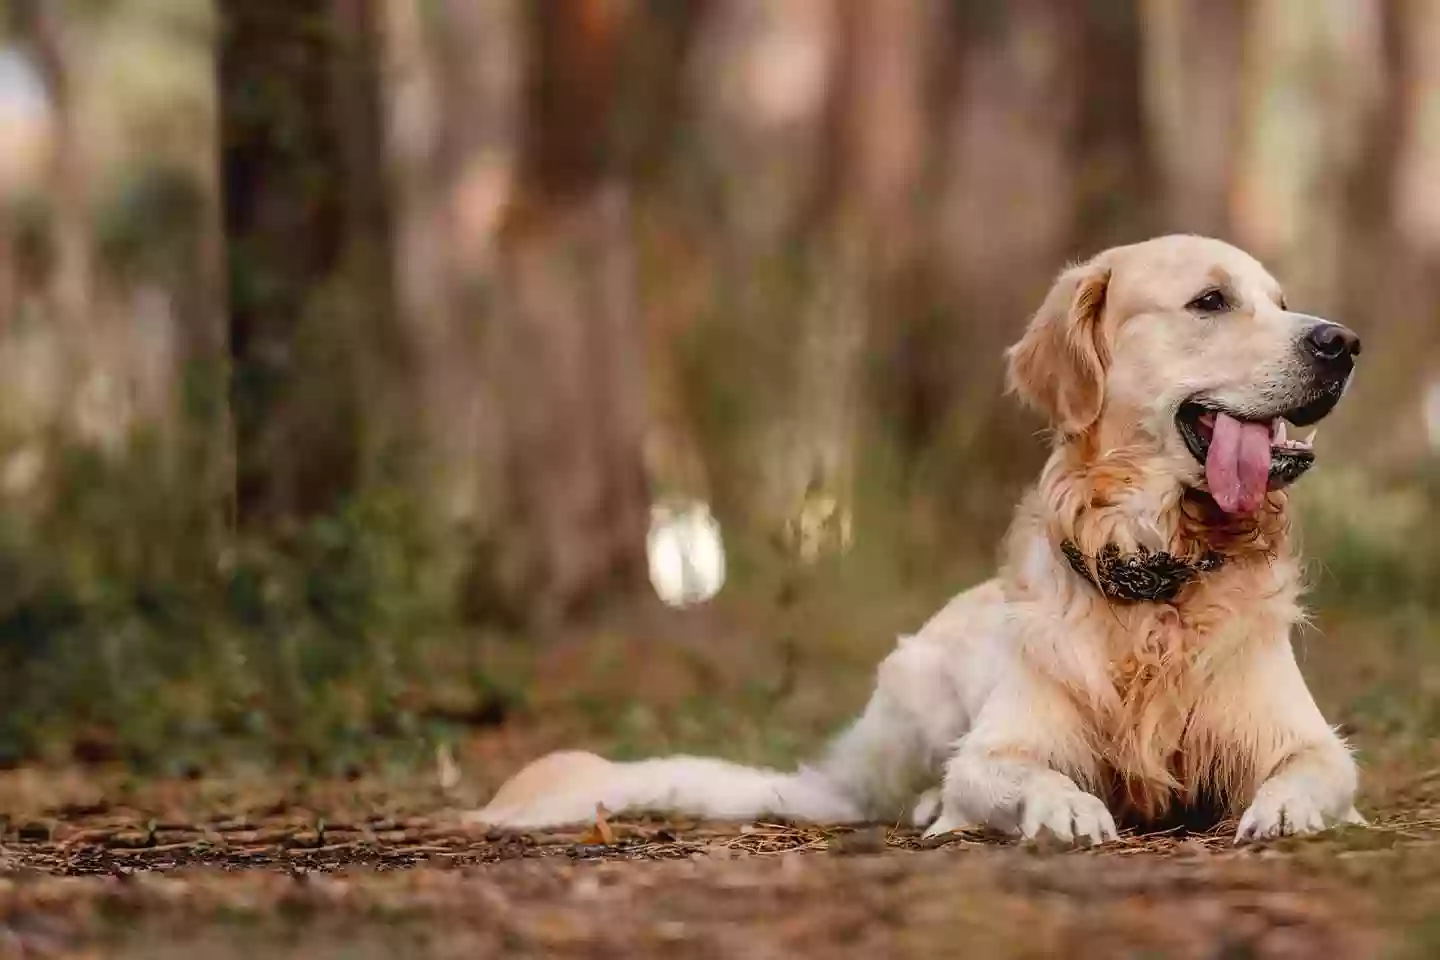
[474,235,1365,845]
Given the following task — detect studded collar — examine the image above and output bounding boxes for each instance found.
[1060,540,1224,604]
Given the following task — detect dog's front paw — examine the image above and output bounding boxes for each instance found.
[1019,784,1117,845]
[911,788,942,829]
[1235,783,1349,843]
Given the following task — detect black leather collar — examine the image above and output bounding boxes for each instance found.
[1061,541,1223,604]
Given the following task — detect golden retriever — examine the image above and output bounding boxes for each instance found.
[474,235,1365,844]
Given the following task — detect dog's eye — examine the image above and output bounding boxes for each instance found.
[1187,290,1229,313]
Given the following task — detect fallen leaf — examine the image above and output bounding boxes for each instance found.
[578,804,616,846]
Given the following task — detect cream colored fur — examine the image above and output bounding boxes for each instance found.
[472,236,1364,845]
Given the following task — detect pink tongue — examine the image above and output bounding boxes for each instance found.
[1206,413,1273,515]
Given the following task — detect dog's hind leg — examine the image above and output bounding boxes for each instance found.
[472,637,952,830]
[814,637,967,825]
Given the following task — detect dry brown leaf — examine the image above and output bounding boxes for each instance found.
[578,804,616,846]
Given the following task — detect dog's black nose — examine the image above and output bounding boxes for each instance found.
[1303,322,1362,370]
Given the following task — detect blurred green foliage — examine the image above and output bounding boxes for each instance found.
[0,418,484,773]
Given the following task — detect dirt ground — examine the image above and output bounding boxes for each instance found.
[1,766,1439,959]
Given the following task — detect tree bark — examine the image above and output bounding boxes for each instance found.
[1140,0,1245,237]
[492,0,650,622]
[776,0,929,559]
[906,0,1077,516]
[218,1,396,523]
[1072,0,1158,252]
[1229,0,1381,304]
[1338,0,1440,465]
[330,0,415,474]
[10,0,90,404]
[682,0,842,537]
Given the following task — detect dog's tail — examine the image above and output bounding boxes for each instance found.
[473,750,867,828]
[471,684,930,829]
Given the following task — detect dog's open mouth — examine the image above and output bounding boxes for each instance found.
[1176,391,1340,514]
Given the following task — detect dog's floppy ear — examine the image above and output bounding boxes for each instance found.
[1005,258,1112,436]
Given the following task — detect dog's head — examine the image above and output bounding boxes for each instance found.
[1006,235,1360,515]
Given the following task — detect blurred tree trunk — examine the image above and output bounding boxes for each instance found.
[1341,0,1440,463]
[781,0,928,555]
[10,0,90,410]
[376,0,520,528]
[932,0,1076,320]
[1072,0,1158,251]
[1140,0,1244,237]
[619,2,715,511]
[682,0,843,542]
[218,1,399,523]
[1351,0,1440,329]
[492,0,650,622]
[429,0,519,527]
[330,0,417,478]
[1389,0,1440,267]
[1230,0,1379,305]
[0,2,231,529]
[902,0,1076,533]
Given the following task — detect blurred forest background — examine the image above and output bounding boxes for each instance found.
[0,0,1436,788]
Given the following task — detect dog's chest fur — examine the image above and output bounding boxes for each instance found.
[1010,453,1305,827]
[1082,561,1298,825]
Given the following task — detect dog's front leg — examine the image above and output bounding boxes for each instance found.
[925,676,1116,844]
[1210,636,1363,843]
[1236,741,1364,842]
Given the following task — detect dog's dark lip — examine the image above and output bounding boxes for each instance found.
[1277,387,1345,428]
[1175,403,1213,467]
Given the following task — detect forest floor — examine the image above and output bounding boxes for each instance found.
[2,757,1440,959]
[2,562,1436,959]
